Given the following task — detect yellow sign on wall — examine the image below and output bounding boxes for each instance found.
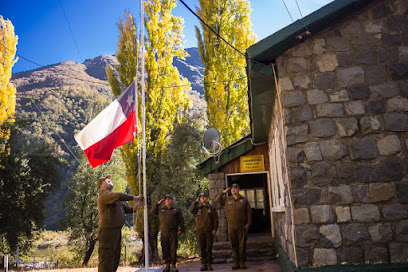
[240,155,265,172]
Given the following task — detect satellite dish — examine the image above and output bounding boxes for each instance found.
[202,127,222,158]
[203,127,220,149]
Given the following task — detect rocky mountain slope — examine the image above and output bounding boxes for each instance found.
[11,47,206,229]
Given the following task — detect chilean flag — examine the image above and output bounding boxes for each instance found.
[74,81,138,168]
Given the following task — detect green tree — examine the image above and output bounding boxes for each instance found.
[0,16,18,128]
[0,120,65,255]
[144,0,192,156]
[61,151,126,267]
[195,0,256,146]
[149,117,207,252]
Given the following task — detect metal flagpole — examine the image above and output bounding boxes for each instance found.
[140,0,153,271]
[137,1,160,271]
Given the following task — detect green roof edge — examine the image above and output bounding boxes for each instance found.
[246,0,373,63]
[196,134,255,175]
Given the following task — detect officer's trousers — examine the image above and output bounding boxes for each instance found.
[228,224,247,264]
[161,231,178,265]
[197,231,214,264]
[98,227,122,272]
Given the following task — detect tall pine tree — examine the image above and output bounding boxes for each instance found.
[195,0,256,146]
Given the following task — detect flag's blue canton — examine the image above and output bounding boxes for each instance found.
[117,80,137,114]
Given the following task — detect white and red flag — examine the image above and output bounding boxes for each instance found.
[75,81,138,168]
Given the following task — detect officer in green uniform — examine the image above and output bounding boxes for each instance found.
[190,192,219,271]
[151,194,184,272]
[215,183,251,270]
[97,175,141,272]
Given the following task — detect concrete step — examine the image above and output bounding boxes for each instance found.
[213,239,274,251]
[212,247,277,264]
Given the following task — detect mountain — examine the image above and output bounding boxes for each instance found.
[11,47,206,229]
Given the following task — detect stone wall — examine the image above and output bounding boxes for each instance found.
[208,172,228,242]
[274,0,408,268]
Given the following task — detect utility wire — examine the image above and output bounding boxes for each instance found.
[21,85,82,164]
[16,53,43,67]
[178,0,246,58]
[292,0,311,39]
[58,0,83,62]
[281,0,294,22]
[294,0,304,18]
[5,41,246,89]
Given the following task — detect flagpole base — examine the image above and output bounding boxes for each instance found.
[134,268,162,272]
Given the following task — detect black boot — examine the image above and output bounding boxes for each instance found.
[200,262,208,271]
[232,261,240,270]
[207,263,213,271]
[239,260,246,269]
[170,263,178,272]
[163,263,170,272]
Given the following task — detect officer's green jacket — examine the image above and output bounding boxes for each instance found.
[97,190,134,229]
[189,201,219,232]
[215,192,252,227]
[151,203,185,233]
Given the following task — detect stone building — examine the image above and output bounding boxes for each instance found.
[199,0,408,270]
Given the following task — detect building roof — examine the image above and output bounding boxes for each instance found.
[246,0,373,143]
[196,134,255,175]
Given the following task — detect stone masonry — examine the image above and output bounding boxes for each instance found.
[273,0,408,268]
[208,172,228,242]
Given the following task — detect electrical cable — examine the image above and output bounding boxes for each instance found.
[1,43,109,86]
[281,0,294,22]
[292,0,311,39]
[178,0,246,58]
[4,41,248,90]
[26,89,82,165]
[58,0,83,62]
[294,0,304,18]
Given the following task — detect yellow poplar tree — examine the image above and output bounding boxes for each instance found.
[195,0,256,146]
[106,4,191,261]
[0,16,18,127]
[106,12,139,195]
[144,0,191,156]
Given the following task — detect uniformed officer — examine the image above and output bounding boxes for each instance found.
[190,193,219,271]
[151,194,184,272]
[97,175,141,272]
[215,183,251,270]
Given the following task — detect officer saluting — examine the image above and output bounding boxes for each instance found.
[215,183,251,270]
[151,194,184,272]
[190,193,218,271]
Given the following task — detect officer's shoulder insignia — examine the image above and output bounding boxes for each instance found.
[240,200,243,202]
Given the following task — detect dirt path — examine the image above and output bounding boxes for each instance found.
[18,260,281,272]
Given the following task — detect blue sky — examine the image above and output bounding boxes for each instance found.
[3,0,332,73]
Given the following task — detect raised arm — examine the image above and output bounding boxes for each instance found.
[150,198,165,215]
[214,188,230,206]
[99,190,134,204]
[189,198,200,214]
